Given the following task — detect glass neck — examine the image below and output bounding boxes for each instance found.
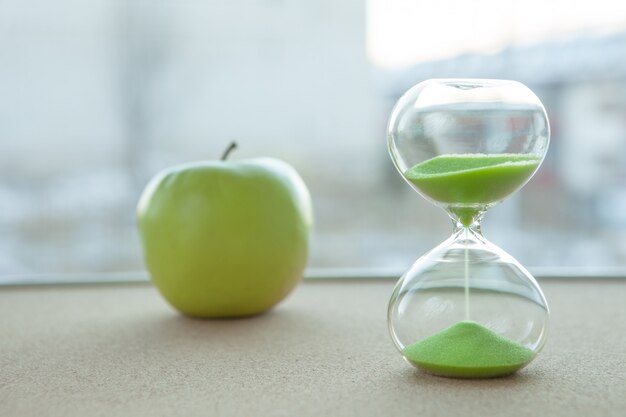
[449,207,485,235]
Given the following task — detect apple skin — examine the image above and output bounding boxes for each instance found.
[137,158,313,318]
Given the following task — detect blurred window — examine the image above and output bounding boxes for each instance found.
[1,0,626,278]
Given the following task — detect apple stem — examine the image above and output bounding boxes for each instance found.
[221,142,238,161]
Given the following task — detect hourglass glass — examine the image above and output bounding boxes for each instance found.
[387,79,550,378]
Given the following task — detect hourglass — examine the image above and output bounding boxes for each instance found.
[387,79,550,378]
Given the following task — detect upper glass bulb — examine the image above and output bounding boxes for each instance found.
[388,79,549,226]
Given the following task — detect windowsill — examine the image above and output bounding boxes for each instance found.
[1,266,626,286]
[1,278,625,416]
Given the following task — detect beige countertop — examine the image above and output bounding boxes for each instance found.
[1,279,625,417]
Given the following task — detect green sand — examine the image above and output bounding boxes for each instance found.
[405,153,540,207]
[402,321,535,378]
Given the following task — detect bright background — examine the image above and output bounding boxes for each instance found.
[1,0,626,277]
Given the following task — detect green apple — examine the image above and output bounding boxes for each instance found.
[137,145,313,318]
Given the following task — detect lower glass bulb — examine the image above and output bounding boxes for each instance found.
[388,227,549,378]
